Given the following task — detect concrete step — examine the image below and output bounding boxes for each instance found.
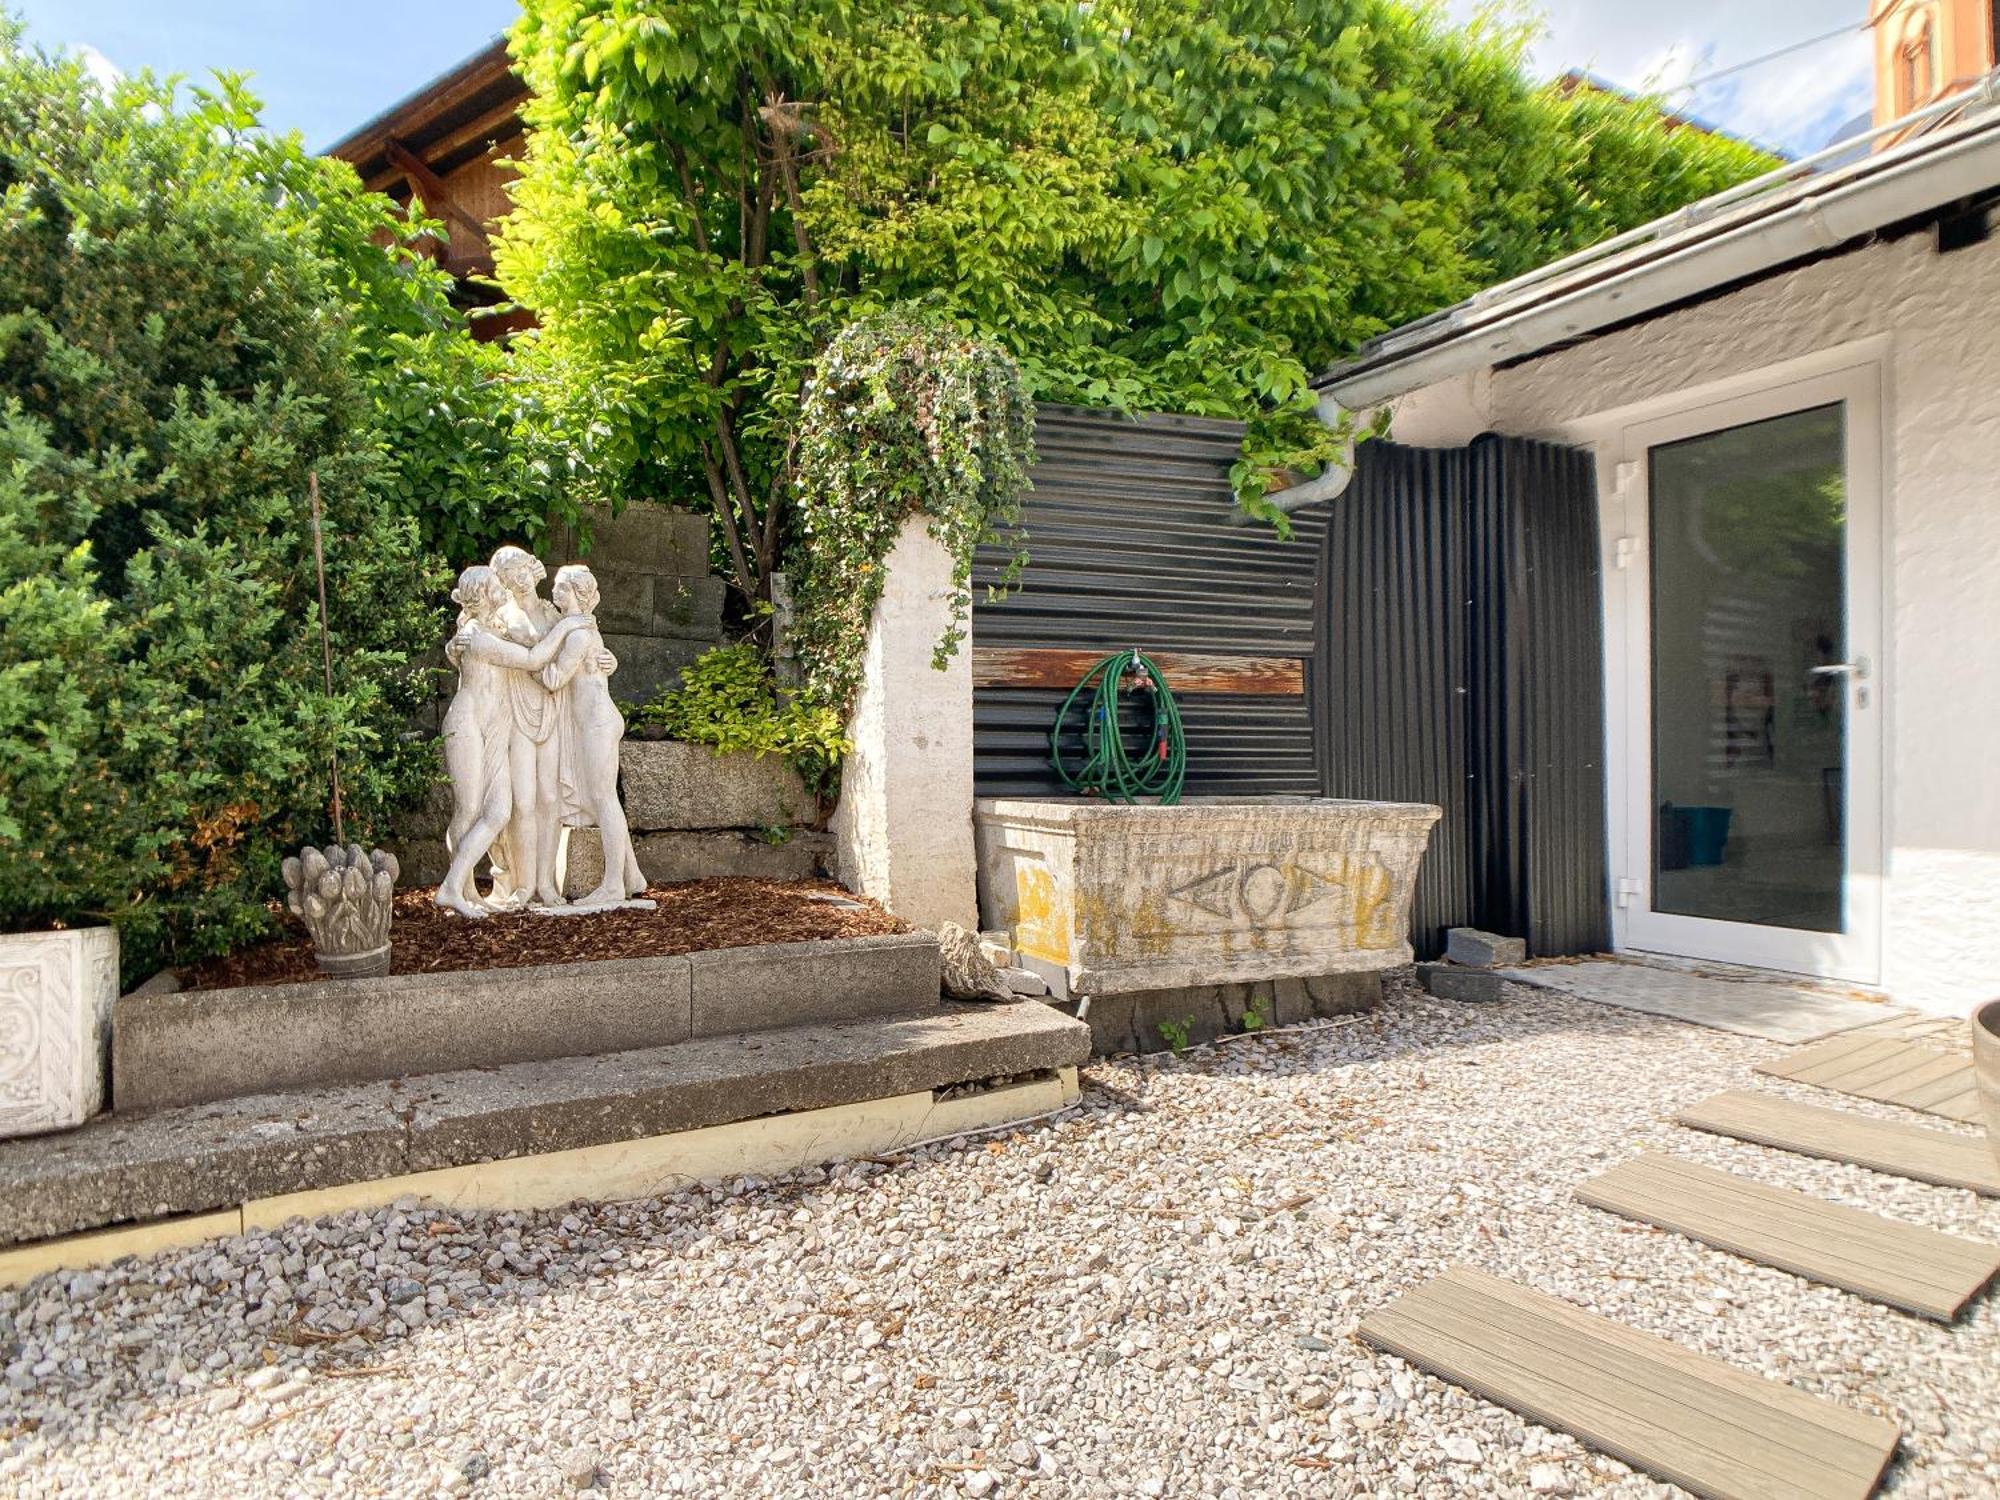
[114,933,940,1114]
[1,1003,1089,1251]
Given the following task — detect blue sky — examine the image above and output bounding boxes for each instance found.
[19,1,1876,159]
[12,1,519,152]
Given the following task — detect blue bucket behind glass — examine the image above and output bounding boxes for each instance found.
[1685,806,1733,866]
[1659,804,1733,868]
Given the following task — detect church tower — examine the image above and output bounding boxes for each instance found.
[1871,0,1997,127]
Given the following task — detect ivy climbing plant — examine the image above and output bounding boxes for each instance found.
[789,310,1034,717]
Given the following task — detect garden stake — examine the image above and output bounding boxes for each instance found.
[308,471,344,845]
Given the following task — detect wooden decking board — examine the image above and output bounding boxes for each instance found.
[1358,1267,1900,1500]
[1846,1048,1971,1101]
[1578,1153,2000,1321]
[1830,1045,1951,1095]
[1678,1090,2000,1196]
[1866,1051,1977,1099]
[1587,1156,1998,1291]
[1414,1274,1887,1465]
[1758,1036,1982,1122]
[1584,1164,1985,1299]
[1783,1028,1900,1067]
[1903,1076,1982,1121]
[1770,1043,1954,1095]
[1805,1040,1922,1091]
[1365,1281,1876,1497]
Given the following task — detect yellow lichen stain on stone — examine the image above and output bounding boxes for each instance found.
[1125,890,1176,957]
[1351,860,1399,947]
[1013,864,1071,965]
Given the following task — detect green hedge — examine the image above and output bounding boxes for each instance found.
[0,33,453,981]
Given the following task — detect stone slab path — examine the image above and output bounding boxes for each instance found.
[1358,1265,1901,1500]
[1498,960,1898,1043]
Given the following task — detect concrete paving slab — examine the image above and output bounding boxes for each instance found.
[1496,960,1900,1043]
[0,1003,1089,1247]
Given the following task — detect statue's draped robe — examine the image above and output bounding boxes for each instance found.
[486,596,562,902]
[543,623,608,829]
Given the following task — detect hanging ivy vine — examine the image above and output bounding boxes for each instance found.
[790,309,1035,718]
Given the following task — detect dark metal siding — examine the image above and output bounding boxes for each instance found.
[1319,435,1609,958]
[972,405,1324,797]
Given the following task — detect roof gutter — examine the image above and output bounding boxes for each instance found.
[1317,74,2000,410]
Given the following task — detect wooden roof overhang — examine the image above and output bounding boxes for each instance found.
[324,37,528,280]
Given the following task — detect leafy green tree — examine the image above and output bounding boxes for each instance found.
[498,0,1772,595]
[0,31,452,979]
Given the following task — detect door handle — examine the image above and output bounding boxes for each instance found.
[1810,655,1870,680]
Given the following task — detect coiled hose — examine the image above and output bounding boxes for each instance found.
[1049,648,1187,805]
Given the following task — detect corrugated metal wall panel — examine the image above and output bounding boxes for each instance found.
[1320,435,1609,958]
[972,405,1324,796]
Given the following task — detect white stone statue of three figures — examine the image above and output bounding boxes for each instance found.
[437,545,652,918]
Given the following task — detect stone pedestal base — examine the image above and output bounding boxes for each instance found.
[1081,972,1380,1056]
[0,927,118,1137]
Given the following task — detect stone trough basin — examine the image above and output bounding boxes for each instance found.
[1976,999,2000,1170]
[974,797,1441,1001]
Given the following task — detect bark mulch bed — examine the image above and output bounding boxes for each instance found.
[178,878,908,992]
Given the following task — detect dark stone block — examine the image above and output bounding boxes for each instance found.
[1083,970,1382,1055]
[1444,928,1528,969]
[1418,962,1509,1003]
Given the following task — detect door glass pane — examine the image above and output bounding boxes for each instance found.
[1649,404,1845,931]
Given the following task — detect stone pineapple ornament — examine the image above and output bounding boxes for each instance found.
[283,843,398,979]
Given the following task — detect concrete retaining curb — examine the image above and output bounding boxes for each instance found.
[113,933,939,1115]
[3,1003,1089,1250]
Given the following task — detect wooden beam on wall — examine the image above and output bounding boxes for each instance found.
[363,98,524,192]
[971,647,1305,697]
[383,139,492,260]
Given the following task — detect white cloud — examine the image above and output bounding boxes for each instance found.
[72,42,123,93]
[1634,40,1708,97]
[1688,42,1875,157]
[1438,1,1878,156]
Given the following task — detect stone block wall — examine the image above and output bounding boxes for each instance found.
[548,502,724,705]
[560,740,832,896]
[393,741,829,894]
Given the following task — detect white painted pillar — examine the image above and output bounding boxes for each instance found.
[832,519,978,932]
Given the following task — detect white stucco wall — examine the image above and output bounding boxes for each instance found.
[1377,231,2000,1013]
[830,519,979,934]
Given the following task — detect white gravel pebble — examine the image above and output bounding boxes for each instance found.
[1,976,1995,1497]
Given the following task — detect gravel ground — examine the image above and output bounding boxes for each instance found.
[3,977,1996,1499]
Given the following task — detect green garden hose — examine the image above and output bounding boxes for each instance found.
[1049,648,1187,804]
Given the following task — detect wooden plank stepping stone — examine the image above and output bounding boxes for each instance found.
[1358,1266,1900,1500]
[1578,1153,2000,1321]
[1680,1090,2000,1197]
[1758,1032,1981,1123]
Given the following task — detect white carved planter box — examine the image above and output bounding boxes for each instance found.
[0,926,118,1137]
[975,797,1440,999]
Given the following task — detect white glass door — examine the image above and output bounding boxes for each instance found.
[1608,363,1883,982]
